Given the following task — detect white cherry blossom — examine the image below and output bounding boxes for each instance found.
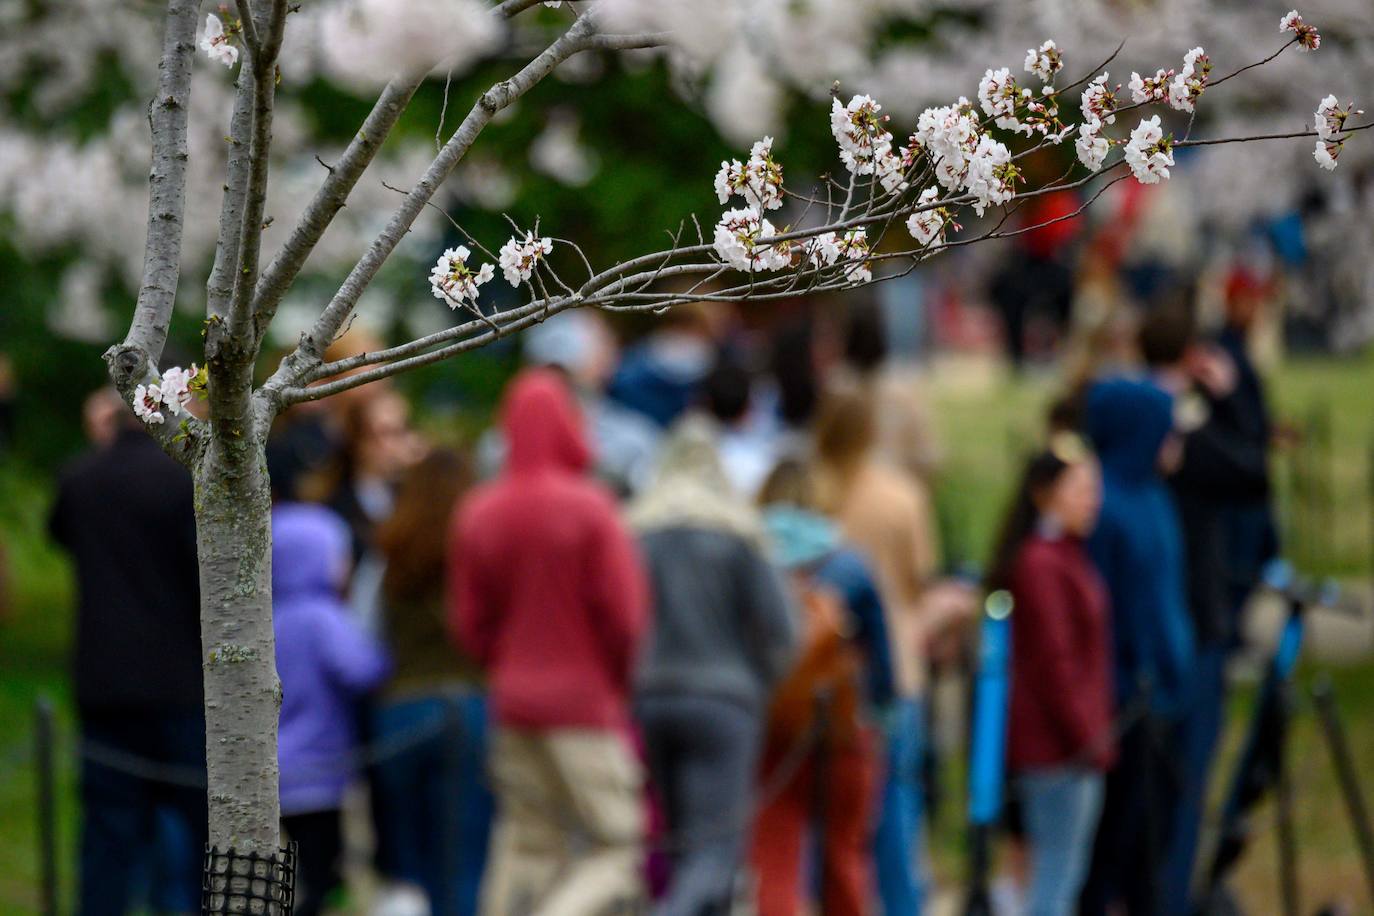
[1314,140,1340,170]
[906,187,956,247]
[963,135,1017,215]
[1129,69,1172,105]
[1024,40,1063,85]
[1124,114,1174,184]
[1075,121,1110,171]
[430,246,494,308]
[199,13,238,68]
[133,384,166,425]
[713,207,790,272]
[1168,47,1210,112]
[498,232,554,287]
[158,365,195,412]
[831,95,893,175]
[1081,73,1118,125]
[1314,95,1362,141]
[834,229,872,282]
[1280,10,1321,51]
[714,136,784,210]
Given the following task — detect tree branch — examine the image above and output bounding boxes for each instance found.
[258,10,608,403]
[205,70,256,322]
[117,0,199,368]
[226,0,288,344]
[250,71,428,343]
[579,32,673,52]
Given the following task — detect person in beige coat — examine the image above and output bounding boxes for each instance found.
[812,377,974,910]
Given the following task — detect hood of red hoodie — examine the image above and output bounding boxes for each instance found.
[501,368,592,475]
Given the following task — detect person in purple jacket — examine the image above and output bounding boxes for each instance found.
[272,503,390,916]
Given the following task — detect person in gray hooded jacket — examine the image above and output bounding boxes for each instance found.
[630,415,798,916]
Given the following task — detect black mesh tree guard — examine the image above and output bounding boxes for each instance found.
[202,842,296,915]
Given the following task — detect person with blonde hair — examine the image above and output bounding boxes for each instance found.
[629,416,797,915]
[812,377,974,914]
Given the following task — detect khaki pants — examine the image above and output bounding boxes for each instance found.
[480,728,645,916]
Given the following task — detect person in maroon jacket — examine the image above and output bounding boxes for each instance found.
[987,433,1115,916]
[448,368,651,915]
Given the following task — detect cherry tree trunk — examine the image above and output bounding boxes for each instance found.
[193,433,281,854]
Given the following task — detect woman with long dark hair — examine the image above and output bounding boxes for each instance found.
[371,447,492,916]
[987,434,1115,916]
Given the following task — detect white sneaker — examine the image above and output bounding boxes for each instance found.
[370,883,431,916]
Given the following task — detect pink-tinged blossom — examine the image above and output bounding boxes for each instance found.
[1024,40,1064,85]
[831,95,893,176]
[1075,121,1110,171]
[906,187,958,247]
[913,99,981,190]
[199,13,238,67]
[714,207,790,272]
[1314,95,1362,141]
[1081,73,1119,125]
[806,232,842,269]
[834,229,872,283]
[1168,47,1210,112]
[714,136,784,210]
[498,232,554,287]
[1280,10,1321,51]
[158,365,195,412]
[1129,69,1173,105]
[133,384,166,425]
[805,229,871,281]
[875,149,909,195]
[1124,114,1174,184]
[978,67,1024,132]
[430,246,494,308]
[964,135,1018,216]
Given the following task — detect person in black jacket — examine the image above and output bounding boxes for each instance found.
[49,398,207,916]
[1139,303,1273,914]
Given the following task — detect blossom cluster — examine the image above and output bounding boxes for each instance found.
[1123,115,1174,184]
[715,137,784,211]
[199,14,238,68]
[805,229,873,282]
[498,232,554,286]
[1074,73,1120,172]
[429,246,494,309]
[976,45,1070,141]
[132,365,198,426]
[714,207,792,272]
[1280,10,1321,51]
[1024,40,1063,86]
[1167,48,1210,113]
[1313,94,1363,170]
[906,187,959,248]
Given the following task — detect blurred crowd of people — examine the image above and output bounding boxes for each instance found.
[49,178,1289,915]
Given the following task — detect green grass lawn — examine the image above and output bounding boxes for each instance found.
[1,351,1371,912]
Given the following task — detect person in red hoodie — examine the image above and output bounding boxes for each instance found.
[448,368,650,915]
[986,432,1116,916]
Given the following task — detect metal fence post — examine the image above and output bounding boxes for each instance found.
[35,696,58,916]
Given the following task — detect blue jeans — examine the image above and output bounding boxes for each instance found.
[1018,767,1104,916]
[78,709,207,916]
[1163,642,1228,913]
[873,698,927,915]
[371,691,492,916]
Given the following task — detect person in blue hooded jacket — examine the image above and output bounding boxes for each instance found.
[272,503,391,916]
[1078,375,1194,916]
